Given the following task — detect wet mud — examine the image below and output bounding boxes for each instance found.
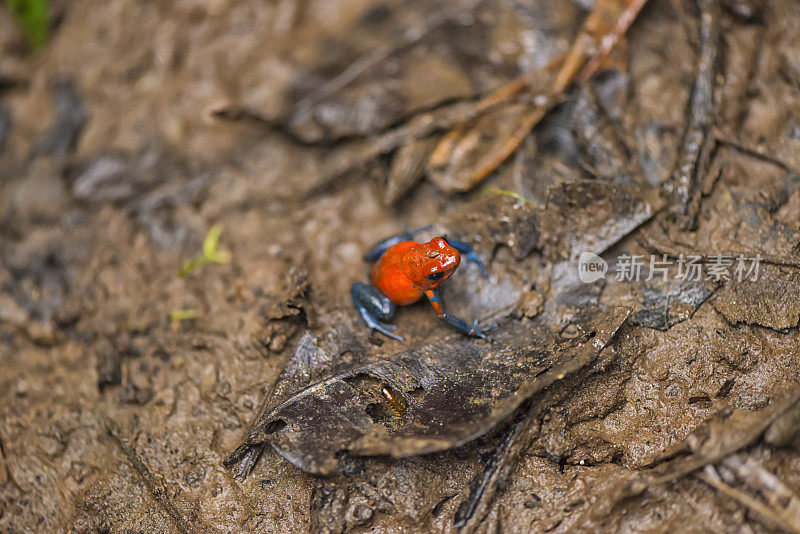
[2,0,800,532]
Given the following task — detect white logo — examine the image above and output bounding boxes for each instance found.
[578,252,608,283]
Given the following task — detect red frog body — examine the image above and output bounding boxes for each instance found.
[370,237,460,306]
[351,228,495,342]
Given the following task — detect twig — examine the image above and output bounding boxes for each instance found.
[305,98,510,197]
[427,54,565,170]
[578,387,800,529]
[452,0,651,191]
[699,466,800,534]
[453,307,631,531]
[715,135,800,174]
[453,410,535,532]
[650,385,800,487]
[464,105,552,188]
[577,0,650,84]
[719,455,800,528]
[106,420,194,534]
[668,0,721,230]
[313,0,650,196]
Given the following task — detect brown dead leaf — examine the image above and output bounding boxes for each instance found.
[426,0,649,194]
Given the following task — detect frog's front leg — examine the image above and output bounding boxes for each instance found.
[362,225,432,262]
[446,238,489,278]
[425,289,496,341]
[351,282,404,341]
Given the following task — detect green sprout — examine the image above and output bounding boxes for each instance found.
[178,224,231,278]
[5,0,49,49]
[169,309,200,322]
[481,187,533,205]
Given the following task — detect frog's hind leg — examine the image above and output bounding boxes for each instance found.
[351,282,404,341]
[362,225,432,262]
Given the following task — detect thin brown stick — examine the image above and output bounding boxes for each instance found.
[715,135,800,174]
[106,420,195,534]
[668,0,721,230]
[462,0,650,190]
[719,455,800,528]
[469,106,551,186]
[578,0,650,83]
[700,466,800,534]
[428,54,565,169]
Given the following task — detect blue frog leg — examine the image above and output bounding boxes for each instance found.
[425,289,497,341]
[351,282,404,341]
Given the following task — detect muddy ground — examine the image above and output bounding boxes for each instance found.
[2,0,800,532]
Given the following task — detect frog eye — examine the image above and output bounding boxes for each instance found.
[426,271,445,282]
[427,251,440,259]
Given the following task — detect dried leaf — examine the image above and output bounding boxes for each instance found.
[384,136,438,204]
[427,0,649,193]
[237,307,630,474]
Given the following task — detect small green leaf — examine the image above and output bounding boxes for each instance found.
[481,187,532,205]
[202,224,221,258]
[170,309,200,322]
[5,0,49,49]
[202,224,231,264]
[179,224,231,278]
